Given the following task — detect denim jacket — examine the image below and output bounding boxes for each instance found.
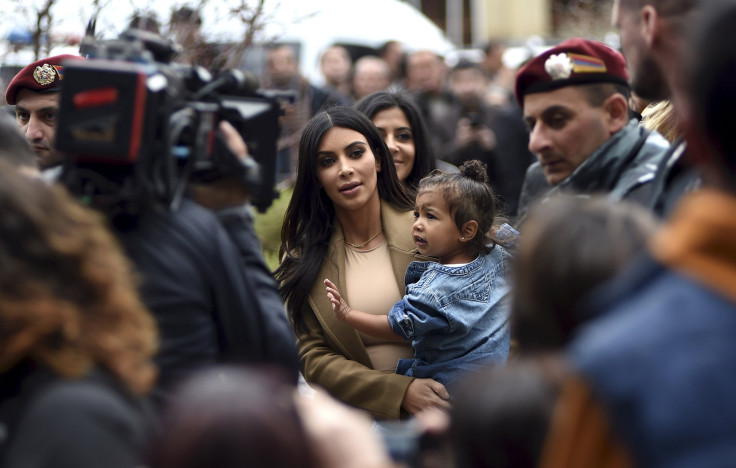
[388,244,512,391]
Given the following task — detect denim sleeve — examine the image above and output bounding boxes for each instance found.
[387,290,449,341]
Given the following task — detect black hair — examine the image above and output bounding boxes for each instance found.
[417,159,499,258]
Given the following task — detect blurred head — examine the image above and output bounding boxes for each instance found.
[512,195,658,352]
[129,12,161,34]
[451,357,567,468]
[449,61,488,107]
[0,161,157,393]
[516,39,631,185]
[612,0,702,101]
[379,40,405,79]
[355,91,436,187]
[352,56,391,100]
[320,45,352,87]
[149,366,316,468]
[483,40,507,75]
[682,0,736,192]
[169,7,201,44]
[267,45,299,87]
[405,50,446,94]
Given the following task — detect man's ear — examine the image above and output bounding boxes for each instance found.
[460,220,479,242]
[641,5,660,47]
[603,94,630,133]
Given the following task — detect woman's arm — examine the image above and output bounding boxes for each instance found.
[325,279,404,342]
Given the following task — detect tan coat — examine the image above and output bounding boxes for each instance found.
[298,200,428,419]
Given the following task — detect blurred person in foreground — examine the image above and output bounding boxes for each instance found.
[0,160,158,468]
[149,366,398,468]
[612,0,705,217]
[549,2,736,466]
[515,38,669,224]
[511,195,658,354]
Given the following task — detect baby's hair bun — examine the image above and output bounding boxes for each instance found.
[459,159,488,184]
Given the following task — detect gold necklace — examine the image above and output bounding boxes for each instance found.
[345,230,383,249]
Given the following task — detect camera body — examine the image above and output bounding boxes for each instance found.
[56,28,283,214]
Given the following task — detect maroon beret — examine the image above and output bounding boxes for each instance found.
[514,38,629,107]
[5,54,84,105]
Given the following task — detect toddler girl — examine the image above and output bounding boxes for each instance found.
[325,160,513,392]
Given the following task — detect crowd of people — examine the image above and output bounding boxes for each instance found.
[2,0,736,467]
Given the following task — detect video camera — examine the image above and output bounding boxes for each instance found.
[56,24,286,216]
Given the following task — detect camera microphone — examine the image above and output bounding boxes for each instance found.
[218,69,260,95]
[191,69,260,100]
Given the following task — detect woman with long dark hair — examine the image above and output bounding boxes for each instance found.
[275,106,450,419]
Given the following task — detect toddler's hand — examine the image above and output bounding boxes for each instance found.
[324,279,352,321]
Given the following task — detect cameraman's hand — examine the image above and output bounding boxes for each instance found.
[473,126,497,151]
[190,121,252,210]
[455,118,474,148]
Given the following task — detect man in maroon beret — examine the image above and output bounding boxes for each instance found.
[514,38,669,222]
[5,54,83,170]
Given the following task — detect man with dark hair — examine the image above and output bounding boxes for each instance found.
[5,54,83,171]
[552,2,736,466]
[515,38,669,222]
[612,0,704,217]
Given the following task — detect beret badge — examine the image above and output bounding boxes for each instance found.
[33,63,57,86]
[544,53,573,80]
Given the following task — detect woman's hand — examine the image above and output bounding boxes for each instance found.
[324,279,352,321]
[401,378,451,415]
